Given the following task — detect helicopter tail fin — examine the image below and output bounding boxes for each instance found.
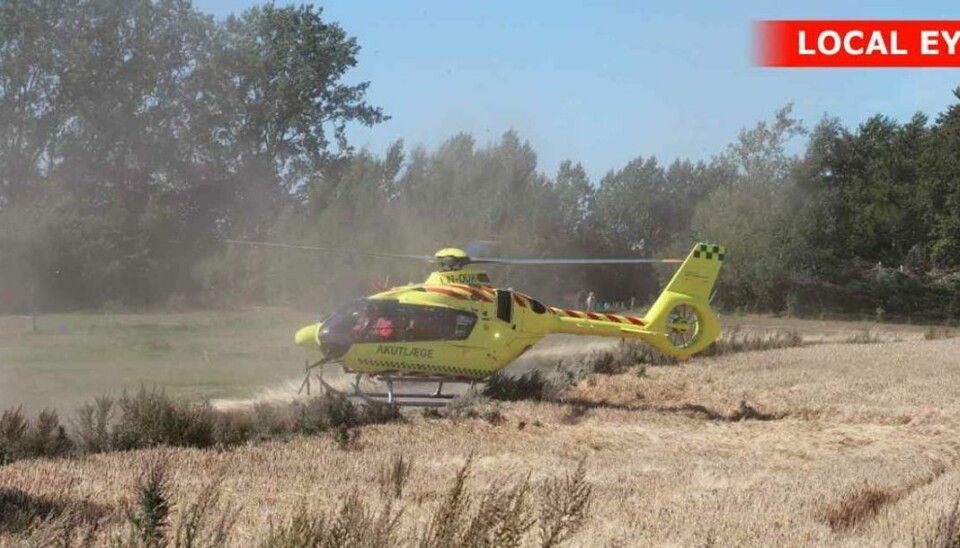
[636,243,725,358]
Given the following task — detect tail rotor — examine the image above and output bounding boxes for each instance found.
[666,303,701,349]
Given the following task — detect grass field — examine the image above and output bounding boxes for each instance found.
[2,310,960,546]
[0,308,317,414]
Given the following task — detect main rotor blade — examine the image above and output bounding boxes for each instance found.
[225,240,434,261]
[471,257,683,265]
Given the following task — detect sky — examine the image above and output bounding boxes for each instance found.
[193,0,960,180]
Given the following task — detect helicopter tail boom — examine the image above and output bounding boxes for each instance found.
[547,243,724,359]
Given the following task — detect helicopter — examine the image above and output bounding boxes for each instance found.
[229,240,725,406]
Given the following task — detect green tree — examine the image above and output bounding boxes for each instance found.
[922,89,960,268]
[0,0,387,310]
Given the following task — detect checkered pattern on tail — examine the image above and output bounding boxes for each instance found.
[692,243,725,261]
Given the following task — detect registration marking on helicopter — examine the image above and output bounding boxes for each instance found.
[440,273,489,284]
[374,345,436,359]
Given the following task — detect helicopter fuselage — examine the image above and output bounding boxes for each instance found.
[294,268,674,379]
[294,242,726,379]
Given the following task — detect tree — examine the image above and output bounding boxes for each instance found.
[688,105,806,311]
[0,0,387,310]
[922,88,960,268]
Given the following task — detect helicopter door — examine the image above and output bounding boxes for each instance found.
[496,290,513,323]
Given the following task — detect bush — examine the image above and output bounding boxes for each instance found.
[111,386,215,451]
[844,330,883,344]
[74,396,114,454]
[2,391,401,466]
[924,327,956,341]
[781,270,960,323]
[293,394,358,435]
[700,328,804,357]
[484,372,548,402]
[126,456,172,547]
[446,392,486,420]
[23,409,72,459]
[0,407,28,464]
[293,393,401,436]
[0,407,73,464]
[359,401,404,426]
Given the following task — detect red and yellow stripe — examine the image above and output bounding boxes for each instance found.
[549,307,645,326]
[425,284,494,303]
[449,284,494,303]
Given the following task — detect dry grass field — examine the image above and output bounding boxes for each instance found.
[0,308,943,413]
[2,309,960,546]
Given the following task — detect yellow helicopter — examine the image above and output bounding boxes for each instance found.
[229,240,725,405]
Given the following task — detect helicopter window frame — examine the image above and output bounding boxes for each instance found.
[322,299,478,346]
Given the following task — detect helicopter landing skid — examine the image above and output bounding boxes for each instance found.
[297,359,484,407]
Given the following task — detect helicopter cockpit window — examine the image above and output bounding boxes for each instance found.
[319,299,477,357]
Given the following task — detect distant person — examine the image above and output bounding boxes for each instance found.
[374,316,395,340]
[585,291,596,312]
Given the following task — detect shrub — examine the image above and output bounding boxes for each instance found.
[484,371,548,402]
[359,401,403,426]
[445,392,487,420]
[0,407,28,464]
[74,396,114,453]
[111,386,215,451]
[844,330,883,344]
[294,394,358,435]
[0,407,73,464]
[24,410,72,458]
[126,456,172,547]
[211,409,258,447]
[924,327,957,341]
[2,390,404,466]
[582,340,664,373]
[701,328,804,356]
[421,408,443,420]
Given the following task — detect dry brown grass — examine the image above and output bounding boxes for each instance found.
[4,318,960,546]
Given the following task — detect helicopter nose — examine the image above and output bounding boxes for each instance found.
[294,323,322,351]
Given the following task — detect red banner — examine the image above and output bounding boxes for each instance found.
[756,20,960,67]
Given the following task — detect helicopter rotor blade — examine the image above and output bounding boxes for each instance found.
[463,240,500,257]
[227,239,683,266]
[470,257,683,265]
[225,240,435,262]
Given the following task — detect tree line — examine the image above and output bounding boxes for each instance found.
[2,0,959,322]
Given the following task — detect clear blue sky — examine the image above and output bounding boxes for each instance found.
[194,0,960,180]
